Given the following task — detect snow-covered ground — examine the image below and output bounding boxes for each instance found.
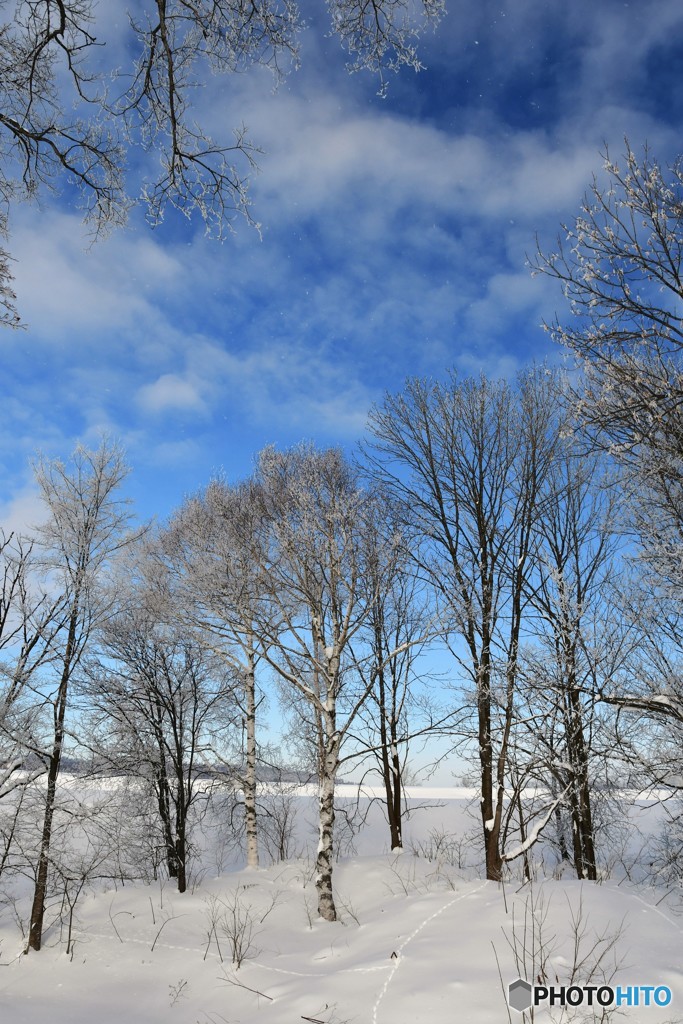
[1,787,681,1023]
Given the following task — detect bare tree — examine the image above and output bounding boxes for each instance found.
[533,142,683,780]
[365,370,559,880]
[0,530,65,799]
[0,532,73,900]
[0,0,444,326]
[533,143,683,460]
[519,446,624,879]
[533,144,683,590]
[253,444,400,920]
[600,580,683,775]
[25,439,135,952]
[84,582,235,894]
[347,501,436,851]
[162,479,273,870]
[0,2,128,327]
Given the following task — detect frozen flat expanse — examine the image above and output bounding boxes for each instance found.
[1,788,681,1023]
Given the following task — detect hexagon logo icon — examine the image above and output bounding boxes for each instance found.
[508,978,533,1012]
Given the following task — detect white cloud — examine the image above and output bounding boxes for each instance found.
[0,481,47,539]
[4,0,683,525]
[11,209,186,343]
[148,438,206,469]
[137,373,207,415]
[156,335,378,439]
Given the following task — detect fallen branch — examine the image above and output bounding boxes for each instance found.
[220,970,273,1002]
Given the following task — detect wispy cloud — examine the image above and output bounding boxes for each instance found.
[3,0,683,524]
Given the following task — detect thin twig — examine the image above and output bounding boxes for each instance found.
[108,901,131,944]
[491,940,513,1024]
[220,971,273,1001]
[151,916,177,952]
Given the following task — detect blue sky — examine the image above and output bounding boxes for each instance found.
[3,0,683,530]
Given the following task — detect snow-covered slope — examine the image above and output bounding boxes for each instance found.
[1,790,681,1024]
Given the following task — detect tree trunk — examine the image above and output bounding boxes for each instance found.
[478,656,503,881]
[26,747,59,951]
[376,660,403,851]
[484,801,504,881]
[550,776,571,864]
[577,773,597,880]
[156,770,178,880]
[174,825,187,893]
[244,650,259,869]
[515,784,531,882]
[27,603,78,952]
[565,674,597,880]
[387,738,403,852]
[316,711,339,922]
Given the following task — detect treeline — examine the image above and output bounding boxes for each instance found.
[3,144,683,951]
[0,367,680,950]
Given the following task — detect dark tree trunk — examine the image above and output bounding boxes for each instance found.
[27,600,80,953]
[174,824,187,893]
[376,658,404,851]
[27,746,60,951]
[514,782,531,882]
[478,650,504,881]
[565,676,597,880]
[156,769,178,880]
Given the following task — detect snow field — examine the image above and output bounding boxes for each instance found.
[0,791,681,1023]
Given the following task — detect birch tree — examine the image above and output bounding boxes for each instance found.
[163,479,272,870]
[253,444,397,920]
[26,440,135,952]
[0,530,65,799]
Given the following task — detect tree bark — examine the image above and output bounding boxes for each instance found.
[27,601,79,952]
[566,683,597,880]
[478,647,504,881]
[315,711,339,922]
[376,659,403,851]
[244,648,259,869]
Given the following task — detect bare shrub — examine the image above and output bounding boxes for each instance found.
[494,883,628,1023]
[204,889,260,968]
[259,787,301,864]
[410,826,471,871]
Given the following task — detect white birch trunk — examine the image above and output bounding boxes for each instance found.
[315,707,339,922]
[244,648,259,869]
